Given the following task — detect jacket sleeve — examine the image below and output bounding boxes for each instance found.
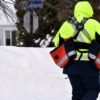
[95,20,100,34]
[54,21,72,47]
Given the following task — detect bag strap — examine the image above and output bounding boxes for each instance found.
[58,17,91,46]
[69,17,91,61]
[69,17,92,41]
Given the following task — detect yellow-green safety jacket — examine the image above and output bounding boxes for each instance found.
[54,1,100,61]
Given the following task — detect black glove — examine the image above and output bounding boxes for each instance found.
[96,32,100,45]
[88,40,100,61]
[64,38,76,60]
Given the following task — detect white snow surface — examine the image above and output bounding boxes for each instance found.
[0,46,99,100]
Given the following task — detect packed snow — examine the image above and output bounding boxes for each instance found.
[0,46,99,100]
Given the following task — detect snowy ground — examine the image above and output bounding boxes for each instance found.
[0,46,99,100]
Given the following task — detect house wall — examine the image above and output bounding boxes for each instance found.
[0,25,17,46]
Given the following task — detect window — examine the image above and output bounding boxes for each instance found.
[5,30,16,46]
[12,31,16,46]
[5,31,11,45]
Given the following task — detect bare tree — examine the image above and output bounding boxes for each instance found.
[0,0,16,21]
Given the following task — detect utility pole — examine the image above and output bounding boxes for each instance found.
[30,10,33,35]
[23,0,43,46]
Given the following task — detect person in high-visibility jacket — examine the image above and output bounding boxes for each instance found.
[54,1,100,100]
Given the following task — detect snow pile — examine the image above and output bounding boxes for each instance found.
[0,46,99,100]
[0,46,72,100]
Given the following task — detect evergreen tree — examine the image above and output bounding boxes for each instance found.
[15,0,100,47]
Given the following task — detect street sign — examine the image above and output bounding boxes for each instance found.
[23,11,39,34]
[24,0,43,10]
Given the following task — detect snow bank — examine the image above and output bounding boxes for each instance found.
[0,46,72,100]
[0,46,99,100]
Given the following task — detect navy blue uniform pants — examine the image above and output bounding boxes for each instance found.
[68,74,100,100]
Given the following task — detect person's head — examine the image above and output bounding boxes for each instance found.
[74,1,94,22]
